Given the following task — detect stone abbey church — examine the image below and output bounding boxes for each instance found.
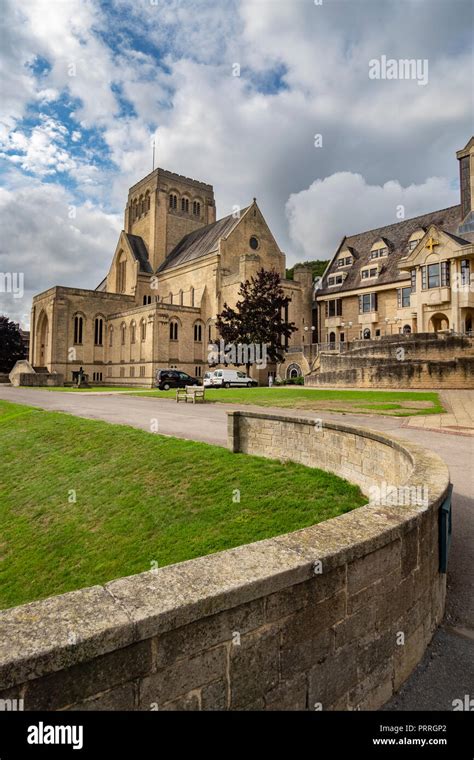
[30,137,474,385]
[30,168,313,386]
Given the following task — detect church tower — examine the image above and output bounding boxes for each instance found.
[124,169,216,272]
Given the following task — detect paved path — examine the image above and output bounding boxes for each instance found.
[406,389,474,437]
[1,386,473,711]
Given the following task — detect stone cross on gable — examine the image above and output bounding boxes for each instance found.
[425,236,440,253]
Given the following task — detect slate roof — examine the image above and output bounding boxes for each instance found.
[156,208,249,273]
[442,230,471,246]
[126,233,153,274]
[318,204,463,296]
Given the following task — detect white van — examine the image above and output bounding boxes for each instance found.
[203,371,214,388]
[210,369,258,388]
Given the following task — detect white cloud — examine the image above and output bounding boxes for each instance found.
[0,116,77,176]
[0,0,472,327]
[17,0,118,127]
[286,173,460,261]
[0,173,121,326]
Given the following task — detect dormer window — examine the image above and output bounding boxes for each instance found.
[370,239,389,259]
[407,229,425,252]
[337,249,354,267]
[361,267,379,280]
[370,247,388,259]
[336,256,353,267]
[328,273,346,287]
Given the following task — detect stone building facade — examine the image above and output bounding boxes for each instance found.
[30,169,313,386]
[315,137,474,350]
[29,138,474,385]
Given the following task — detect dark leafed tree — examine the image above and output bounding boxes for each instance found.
[216,268,297,375]
[0,316,26,373]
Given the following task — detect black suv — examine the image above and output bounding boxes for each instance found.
[155,369,201,391]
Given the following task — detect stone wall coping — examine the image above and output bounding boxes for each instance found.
[228,410,417,460]
[108,303,201,320]
[32,286,136,303]
[0,413,450,691]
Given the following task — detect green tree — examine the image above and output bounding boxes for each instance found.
[285,259,328,281]
[216,268,297,374]
[0,316,26,373]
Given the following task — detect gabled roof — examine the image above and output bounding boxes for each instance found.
[442,230,471,246]
[318,204,462,295]
[125,233,153,274]
[398,224,471,268]
[157,207,250,273]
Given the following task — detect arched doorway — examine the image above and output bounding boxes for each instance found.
[465,313,472,335]
[403,324,412,335]
[329,331,336,349]
[363,328,371,340]
[36,311,49,366]
[429,313,449,333]
[286,363,302,379]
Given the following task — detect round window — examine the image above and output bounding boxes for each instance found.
[249,236,259,250]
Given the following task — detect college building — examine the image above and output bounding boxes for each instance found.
[316,137,474,350]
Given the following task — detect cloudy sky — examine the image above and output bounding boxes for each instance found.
[0,0,472,327]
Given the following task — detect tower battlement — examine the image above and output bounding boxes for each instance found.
[124,168,216,271]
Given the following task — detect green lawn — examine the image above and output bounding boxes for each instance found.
[0,399,365,610]
[34,386,445,416]
[126,387,445,417]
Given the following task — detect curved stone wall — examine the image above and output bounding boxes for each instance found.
[0,412,450,711]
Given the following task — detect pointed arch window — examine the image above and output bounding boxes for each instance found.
[141,320,146,341]
[94,317,104,346]
[130,322,136,344]
[121,323,126,345]
[109,326,114,347]
[170,320,179,341]
[74,315,83,345]
[193,201,201,216]
[181,197,189,213]
[194,323,203,342]
[169,194,177,210]
[117,253,127,293]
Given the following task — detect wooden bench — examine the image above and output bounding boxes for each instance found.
[176,385,206,404]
